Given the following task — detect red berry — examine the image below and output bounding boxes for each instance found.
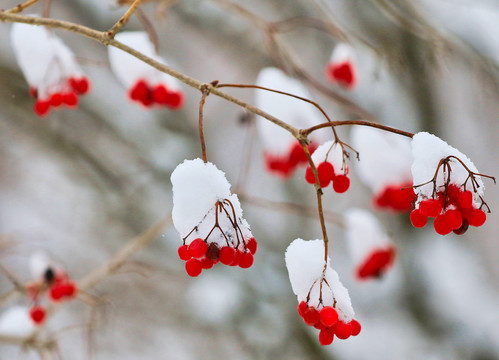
[331,62,354,88]
[350,319,361,336]
[178,245,190,261]
[188,238,208,259]
[297,301,308,318]
[239,252,254,268]
[62,281,77,298]
[206,242,220,260]
[334,321,352,340]
[246,237,257,255]
[49,285,65,301]
[167,91,184,109]
[230,250,242,266]
[458,191,473,209]
[332,175,350,193]
[34,100,51,117]
[29,306,46,325]
[219,246,236,265]
[317,162,334,188]
[305,166,316,184]
[356,248,395,279]
[77,77,90,95]
[419,199,442,218]
[201,258,214,269]
[434,214,452,235]
[319,328,335,345]
[453,218,469,235]
[62,92,78,108]
[319,306,338,327]
[29,86,38,98]
[289,142,308,165]
[469,209,486,227]
[444,209,463,230]
[152,84,169,105]
[410,209,428,228]
[303,307,320,326]
[185,259,202,277]
[49,92,63,107]
[129,79,149,101]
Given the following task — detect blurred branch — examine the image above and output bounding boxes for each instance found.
[108,0,144,38]
[5,0,40,14]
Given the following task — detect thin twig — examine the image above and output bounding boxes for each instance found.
[304,120,415,138]
[198,88,209,163]
[5,0,40,14]
[136,7,159,54]
[107,0,144,39]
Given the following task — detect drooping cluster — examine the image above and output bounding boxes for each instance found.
[326,43,357,90]
[410,132,491,235]
[285,239,361,345]
[171,159,256,277]
[10,21,91,117]
[345,209,396,280]
[305,140,350,193]
[254,67,328,178]
[25,251,78,326]
[108,31,184,110]
[351,126,415,212]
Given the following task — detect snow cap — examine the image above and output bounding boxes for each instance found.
[311,140,347,175]
[0,306,36,338]
[285,239,355,322]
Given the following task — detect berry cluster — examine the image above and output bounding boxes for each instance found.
[32,76,90,117]
[410,184,486,235]
[27,268,78,326]
[305,161,350,193]
[265,141,317,178]
[326,61,356,89]
[297,301,361,345]
[356,246,395,280]
[128,79,184,110]
[178,237,257,277]
[373,183,416,212]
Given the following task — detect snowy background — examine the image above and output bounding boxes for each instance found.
[0,0,498,359]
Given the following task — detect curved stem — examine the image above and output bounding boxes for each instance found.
[304,120,415,138]
[198,90,209,163]
[107,0,143,38]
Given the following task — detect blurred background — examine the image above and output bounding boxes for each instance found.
[0,0,498,359]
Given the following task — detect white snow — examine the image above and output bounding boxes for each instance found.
[310,140,347,175]
[108,31,180,90]
[344,208,393,268]
[285,239,355,322]
[351,126,413,193]
[10,20,84,99]
[411,132,484,206]
[29,250,52,280]
[171,159,252,248]
[0,306,36,338]
[330,42,356,65]
[254,67,328,156]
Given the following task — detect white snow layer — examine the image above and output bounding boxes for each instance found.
[29,250,52,280]
[330,42,356,65]
[285,239,355,322]
[171,159,252,248]
[351,126,413,193]
[108,31,180,90]
[10,20,83,99]
[254,67,328,156]
[344,208,392,267]
[411,132,484,206]
[0,306,36,338]
[311,140,347,175]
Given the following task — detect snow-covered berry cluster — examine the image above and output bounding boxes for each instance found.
[25,252,78,326]
[326,43,357,90]
[305,140,350,193]
[10,21,91,117]
[255,67,327,178]
[345,209,396,280]
[286,239,360,345]
[351,127,415,212]
[171,159,256,277]
[108,31,184,110]
[410,132,492,235]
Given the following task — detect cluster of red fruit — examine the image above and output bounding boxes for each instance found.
[27,270,78,326]
[356,246,396,280]
[373,183,416,212]
[265,141,317,178]
[305,161,350,193]
[128,79,184,109]
[410,184,486,235]
[326,61,356,90]
[297,301,361,345]
[177,237,258,277]
[32,76,90,117]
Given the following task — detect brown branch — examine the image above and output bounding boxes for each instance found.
[5,0,40,14]
[107,0,144,39]
[198,88,209,163]
[304,120,415,138]
[136,7,159,54]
